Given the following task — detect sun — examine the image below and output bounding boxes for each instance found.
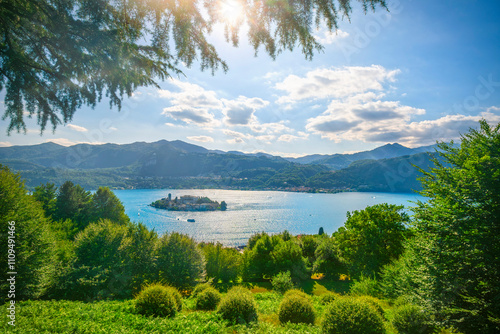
[217,0,245,26]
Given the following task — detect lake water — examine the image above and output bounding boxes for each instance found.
[114,189,424,247]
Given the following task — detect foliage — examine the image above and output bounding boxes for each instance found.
[155,232,205,289]
[1,0,387,133]
[54,181,92,232]
[195,287,222,311]
[391,304,434,334]
[32,182,57,218]
[219,201,227,211]
[320,291,339,304]
[354,296,384,317]
[278,293,316,325]
[410,120,500,332]
[271,239,308,281]
[283,289,310,300]
[165,286,183,311]
[66,219,132,300]
[334,203,409,278]
[271,271,295,294]
[349,276,381,298]
[135,283,178,318]
[312,236,344,278]
[202,242,240,283]
[318,227,325,235]
[217,286,257,324]
[0,165,56,300]
[0,298,325,333]
[243,234,308,282]
[321,297,386,334]
[88,187,129,225]
[191,282,213,297]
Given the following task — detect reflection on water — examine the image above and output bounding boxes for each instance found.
[114,189,424,246]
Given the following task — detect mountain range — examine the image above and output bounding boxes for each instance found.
[0,140,441,192]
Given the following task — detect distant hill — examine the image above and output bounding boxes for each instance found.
[0,140,440,192]
[286,143,439,170]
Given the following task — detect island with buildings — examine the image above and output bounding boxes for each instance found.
[150,193,227,211]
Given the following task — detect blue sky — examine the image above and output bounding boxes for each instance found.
[1,0,500,157]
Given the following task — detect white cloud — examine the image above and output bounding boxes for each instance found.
[314,29,349,45]
[162,106,220,127]
[307,100,500,146]
[187,135,214,143]
[159,80,222,109]
[0,141,12,147]
[275,65,400,105]
[255,135,276,143]
[222,96,269,126]
[278,133,309,142]
[66,124,88,132]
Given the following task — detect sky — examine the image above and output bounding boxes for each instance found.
[1,0,500,157]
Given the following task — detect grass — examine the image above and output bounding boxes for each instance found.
[1,279,393,334]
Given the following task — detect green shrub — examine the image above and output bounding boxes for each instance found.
[355,295,384,317]
[393,295,414,308]
[349,276,381,297]
[191,282,212,297]
[217,287,257,324]
[278,294,316,324]
[283,289,309,300]
[320,291,339,304]
[271,271,294,294]
[322,297,386,334]
[196,287,221,310]
[165,286,183,311]
[391,304,434,334]
[135,283,178,317]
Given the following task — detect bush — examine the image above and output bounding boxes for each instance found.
[320,291,339,304]
[196,287,221,310]
[165,286,183,311]
[349,276,381,297]
[322,297,386,334]
[391,304,434,334]
[278,293,316,324]
[191,282,212,297]
[355,295,384,317]
[217,286,257,324]
[135,283,178,317]
[283,289,309,300]
[155,232,204,289]
[271,271,294,294]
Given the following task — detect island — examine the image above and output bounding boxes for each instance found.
[150,193,227,211]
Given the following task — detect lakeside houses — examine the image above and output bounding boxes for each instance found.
[150,193,226,211]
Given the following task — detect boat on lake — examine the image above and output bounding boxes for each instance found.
[187,218,195,222]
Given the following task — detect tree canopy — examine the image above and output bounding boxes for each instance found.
[1,0,387,134]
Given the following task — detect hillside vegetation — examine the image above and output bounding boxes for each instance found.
[1,121,498,333]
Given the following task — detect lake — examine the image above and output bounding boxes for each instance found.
[114,189,424,246]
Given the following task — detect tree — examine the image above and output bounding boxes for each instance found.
[88,187,129,225]
[32,182,58,218]
[1,0,387,133]
[0,165,56,299]
[202,242,241,283]
[155,232,205,288]
[54,181,91,231]
[408,120,500,333]
[313,236,344,278]
[219,201,227,211]
[335,203,409,278]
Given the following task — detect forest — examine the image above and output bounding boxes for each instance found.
[1,121,499,333]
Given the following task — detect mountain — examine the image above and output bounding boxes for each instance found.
[286,143,438,170]
[0,140,439,192]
